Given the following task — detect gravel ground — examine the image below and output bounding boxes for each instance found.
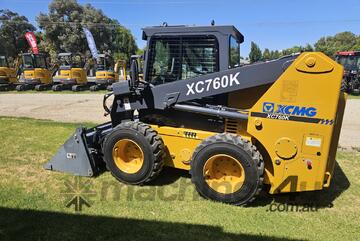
[0,93,359,149]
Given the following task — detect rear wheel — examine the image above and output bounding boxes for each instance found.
[102,121,165,184]
[190,133,264,205]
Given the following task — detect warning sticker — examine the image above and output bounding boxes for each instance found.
[305,137,322,147]
[123,98,131,110]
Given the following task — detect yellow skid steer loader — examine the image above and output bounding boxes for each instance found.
[45,25,346,205]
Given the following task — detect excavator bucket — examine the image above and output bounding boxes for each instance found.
[44,123,112,176]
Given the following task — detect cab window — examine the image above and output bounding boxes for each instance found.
[23,55,34,69]
[229,36,240,68]
[147,36,219,85]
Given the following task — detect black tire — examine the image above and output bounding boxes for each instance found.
[52,85,61,91]
[190,133,264,205]
[341,78,350,93]
[72,85,79,91]
[102,121,165,184]
[35,84,44,91]
[89,85,98,91]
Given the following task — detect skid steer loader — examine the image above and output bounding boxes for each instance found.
[52,53,88,91]
[90,54,126,91]
[16,53,53,91]
[0,55,18,91]
[45,25,346,205]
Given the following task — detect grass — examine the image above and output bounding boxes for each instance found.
[0,117,359,241]
[347,94,360,99]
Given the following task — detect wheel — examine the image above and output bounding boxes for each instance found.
[52,85,61,91]
[102,121,165,184]
[35,84,45,91]
[16,85,25,91]
[190,133,264,205]
[341,78,350,93]
[90,85,98,91]
[72,85,79,91]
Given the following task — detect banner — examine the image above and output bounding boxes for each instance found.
[83,27,99,59]
[25,32,39,54]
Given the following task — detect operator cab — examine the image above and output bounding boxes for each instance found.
[22,53,48,70]
[96,54,114,71]
[142,25,244,85]
[0,55,9,68]
[58,53,84,70]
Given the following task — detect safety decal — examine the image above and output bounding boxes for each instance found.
[319,119,334,125]
[250,102,334,125]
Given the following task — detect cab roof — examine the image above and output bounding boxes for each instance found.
[58,53,72,57]
[336,51,360,56]
[142,25,244,43]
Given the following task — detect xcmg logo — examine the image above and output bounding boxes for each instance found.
[263,102,317,117]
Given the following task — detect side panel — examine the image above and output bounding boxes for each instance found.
[71,68,87,84]
[0,67,17,83]
[247,52,344,193]
[151,125,216,170]
[151,125,253,170]
[34,68,52,84]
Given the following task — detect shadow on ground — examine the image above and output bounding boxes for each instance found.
[146,161,350,209]
[96,161,350,208]
[251,162,350,208]
[148,167,190,186]
[0,207,307,241]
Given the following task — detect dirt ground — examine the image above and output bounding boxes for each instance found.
[0,93,359,149]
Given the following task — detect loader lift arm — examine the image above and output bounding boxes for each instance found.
[110,54,297,124]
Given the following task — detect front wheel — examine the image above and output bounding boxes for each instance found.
[102,122,165,184]
[190,133,264,205]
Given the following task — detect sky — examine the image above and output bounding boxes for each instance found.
[1,0,360,57]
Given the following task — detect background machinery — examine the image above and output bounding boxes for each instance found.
[90,53,126,91]
[16,53,53,91]
[52,53,88,91]
[45,25,346,205]
[131,54,143,80]
[0,55,18,91]
[335,51,360,94]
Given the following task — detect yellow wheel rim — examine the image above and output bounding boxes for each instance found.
[112,139,144,174]
[203,154,245,194]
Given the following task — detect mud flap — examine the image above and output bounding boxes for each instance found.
[44,127,100,177]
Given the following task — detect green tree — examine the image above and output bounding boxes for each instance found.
[37,0,137,61]
[0,9,36,57]
[269,50,280,60]
[262,48,270,60]
[314,32,357,56]
[249,42,262,63]
[281,46,303,56]
[303,43,314,52]
[111,20,137,63]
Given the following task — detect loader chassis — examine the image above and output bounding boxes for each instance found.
[46,25,346,205]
